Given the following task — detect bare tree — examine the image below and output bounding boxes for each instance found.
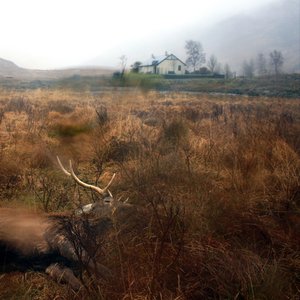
[185,40,206,72]
[256,53,268,76]
[224,63,233,79]
[269,50,284,76]
[242,59,255,78]
[119,55,127,77]
[130,61,142,73]
[207,54,218,74]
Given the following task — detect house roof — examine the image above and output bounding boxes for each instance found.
[140,54,186,67]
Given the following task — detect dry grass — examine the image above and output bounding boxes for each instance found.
[0,88,299,299]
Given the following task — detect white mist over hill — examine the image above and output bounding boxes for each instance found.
[0,0,287,70]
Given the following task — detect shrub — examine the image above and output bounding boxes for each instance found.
[105,137,140,162]
[0,155,23,198]
[49,121,94,138]
[183,107,201,122]
[30,169,74,212]
[48,100,75,114]
[95,105,109,127]
[5,97,32,113]
[162,119,188,146]
[121,73,169,92]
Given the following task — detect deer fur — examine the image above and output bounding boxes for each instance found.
[0,158,138,291]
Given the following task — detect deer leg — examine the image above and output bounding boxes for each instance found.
[45,263,82,291]
[52,235,113,280]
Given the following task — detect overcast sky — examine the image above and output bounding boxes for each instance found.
[0,0,276,69]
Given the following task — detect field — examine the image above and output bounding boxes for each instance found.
[0,88,299,299]
[1,73,300,98]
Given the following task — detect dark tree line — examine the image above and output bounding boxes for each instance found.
[184,40,284,78]
[184,40,235,79]
[243,50,284,77]
[129,39,284,79]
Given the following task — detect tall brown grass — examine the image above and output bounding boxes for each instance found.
[0,89,299,299]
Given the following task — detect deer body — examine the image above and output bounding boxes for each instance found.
[0,157,129,290]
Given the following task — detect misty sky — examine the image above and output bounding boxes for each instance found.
[1,0,276,69]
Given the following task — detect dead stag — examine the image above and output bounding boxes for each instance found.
[0,156,135,291]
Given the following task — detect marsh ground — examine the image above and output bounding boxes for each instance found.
[0,89,299,299]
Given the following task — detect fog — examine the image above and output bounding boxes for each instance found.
[0,0,278,69]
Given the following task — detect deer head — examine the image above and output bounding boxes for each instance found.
[56,156,117,215]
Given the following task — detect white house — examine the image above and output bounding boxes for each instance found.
[138,54,186,75]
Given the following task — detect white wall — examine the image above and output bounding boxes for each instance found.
[157,58,185,75]
[139,56,186,75]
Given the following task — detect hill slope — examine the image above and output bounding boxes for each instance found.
[0,57,114,79]
[0,58,28,77]
[201,0,300,73]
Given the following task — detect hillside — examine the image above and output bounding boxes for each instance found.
[201,0,300,73]
[0,57,114,79]
[0,58,28,77]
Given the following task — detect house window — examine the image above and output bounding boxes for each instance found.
[178,65,181,71]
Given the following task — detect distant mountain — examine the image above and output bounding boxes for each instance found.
[0,58,28,77]
[200,0,300,73]
[0,57,115,79]
[0,58,20,71]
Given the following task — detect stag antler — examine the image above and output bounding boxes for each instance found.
[56,156,115,197]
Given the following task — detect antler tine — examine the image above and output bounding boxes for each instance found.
[57,156,116,196]
[57,156,71,176]
[68,160,104,195]
[103,173,116,193]
[68,160,116,196]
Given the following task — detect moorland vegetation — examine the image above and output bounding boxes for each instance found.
[0,88,299,299]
